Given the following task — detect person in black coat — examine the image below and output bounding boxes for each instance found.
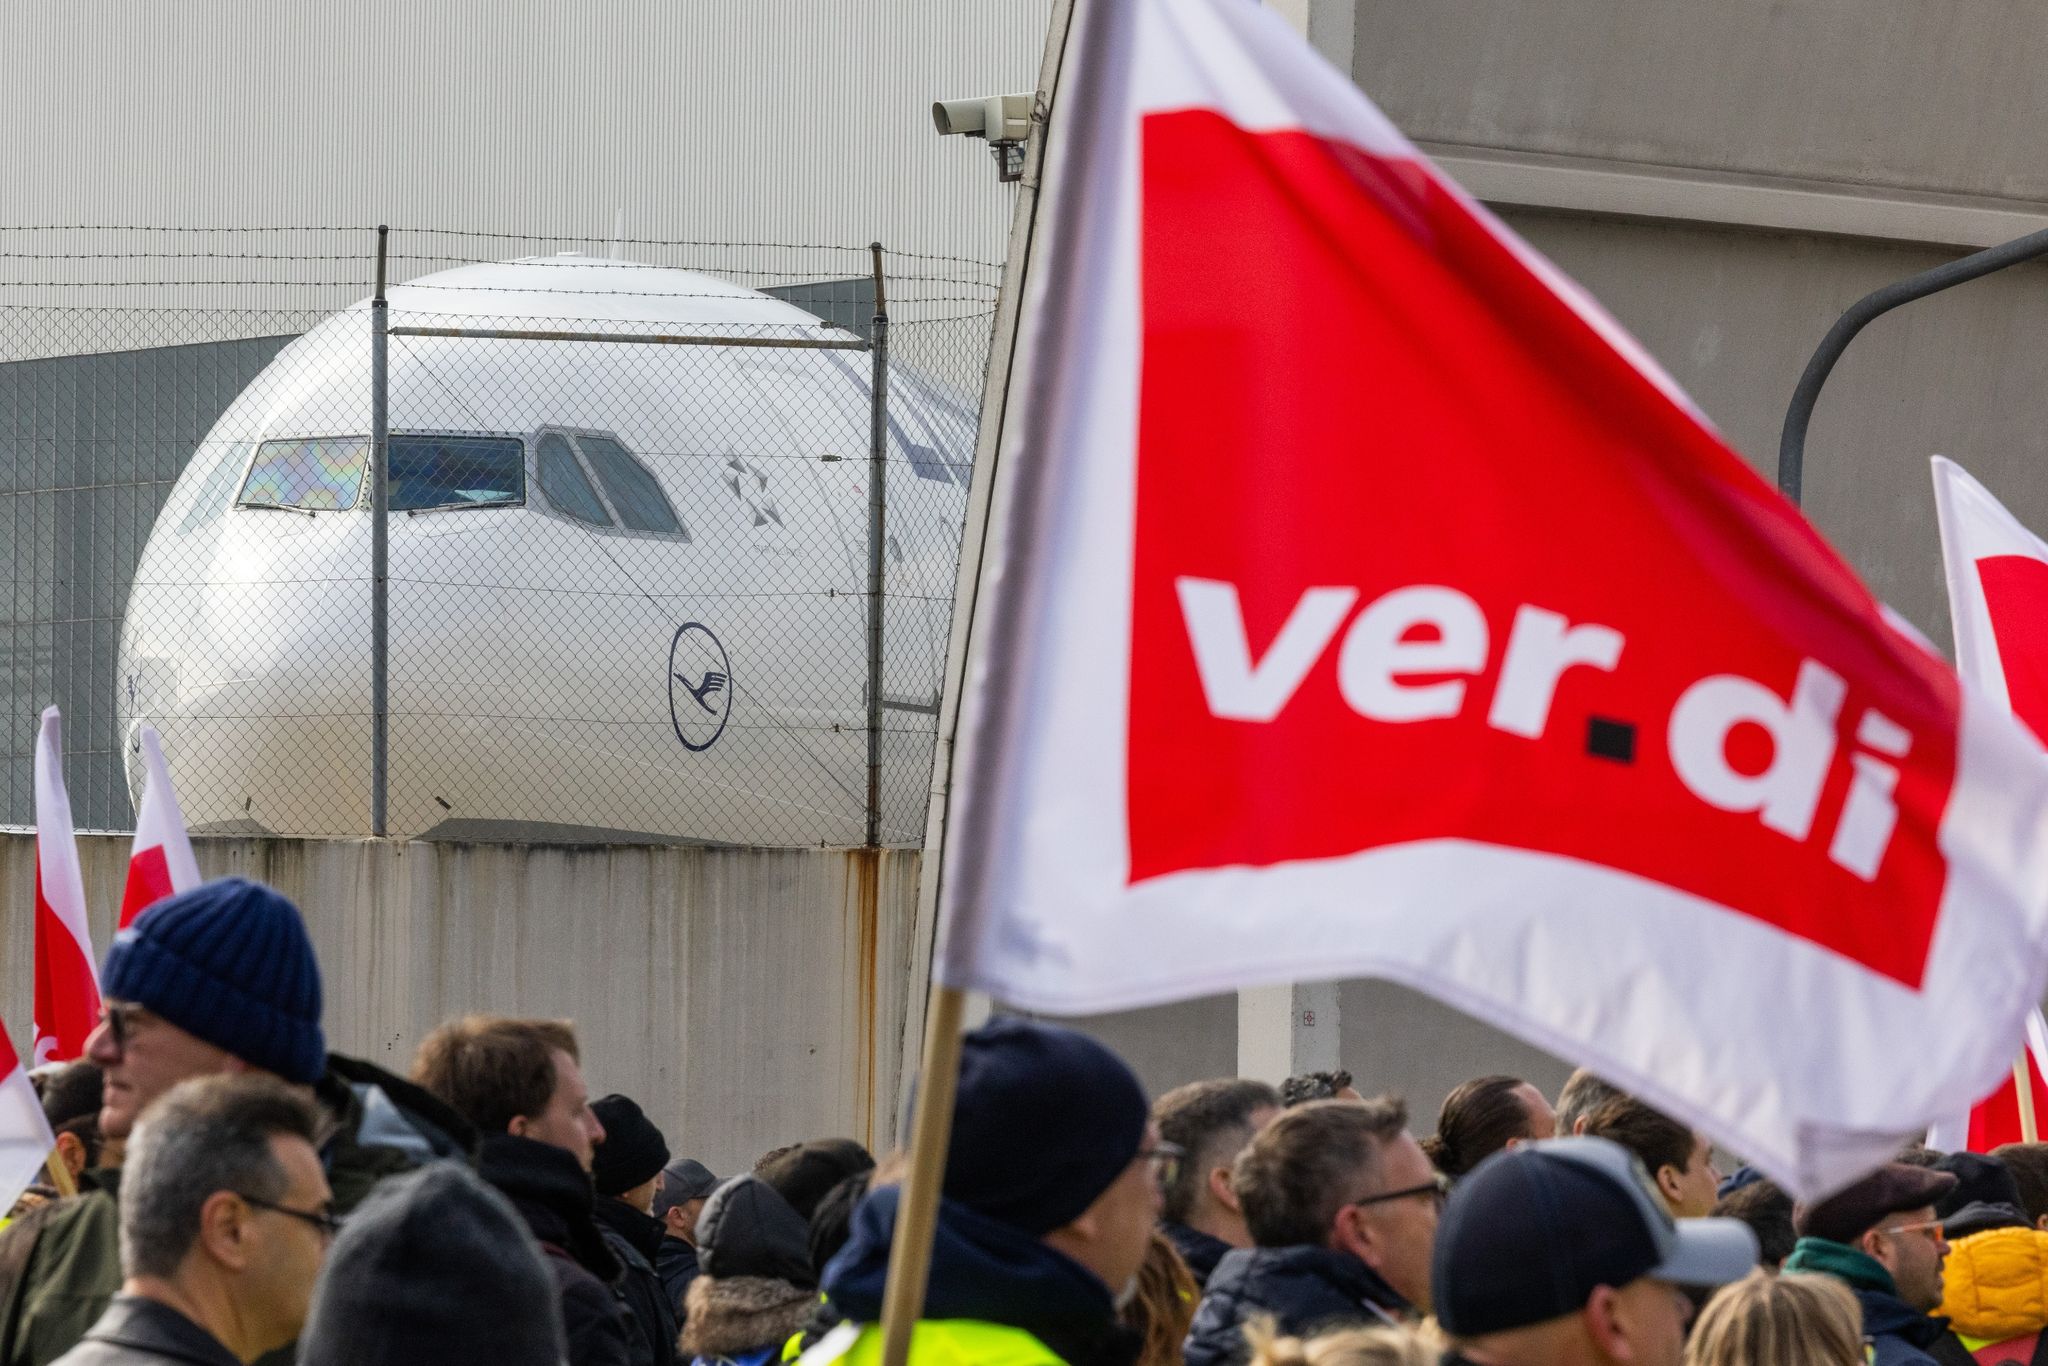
[1183,1100,1439,1366]
[414,1016,630,1366]
[679,1176,820,1366]
[591,1095,684,1366]
[654,1159,720,1325]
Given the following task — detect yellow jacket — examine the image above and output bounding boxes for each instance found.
[1940,1226,2048,1343]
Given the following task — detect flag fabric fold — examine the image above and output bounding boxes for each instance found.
[933,0,2048,1197]
[32,707,101,1066]
[120,725,201,930]
[1930,457,2048,1150]
[0,1022,56,1216]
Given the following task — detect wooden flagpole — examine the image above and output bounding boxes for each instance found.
[874,3,1080,1364]
[2017,1054,2039,1144]
[41,1153,74,1199]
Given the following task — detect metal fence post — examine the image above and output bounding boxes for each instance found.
[370,225,390,836]
[865,242,890,847]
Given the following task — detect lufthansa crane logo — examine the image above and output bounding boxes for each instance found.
[668,622,733,752]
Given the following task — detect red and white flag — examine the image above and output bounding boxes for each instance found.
[33,708,101,1065]
[1929,457,2048,1150]
[933,0,2048,1196]
[0,1022,57,1215]
[120,725,200,930]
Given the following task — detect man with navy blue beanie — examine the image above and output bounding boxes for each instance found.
[0,878,474,1366]
[815,1017,1162,1366]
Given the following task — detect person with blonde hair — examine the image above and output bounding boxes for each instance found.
[1123,1231,1201,1366]
[1684,1269,1862,1366]
[1244,1317,1437,1366]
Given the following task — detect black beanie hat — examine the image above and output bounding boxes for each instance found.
[1935,1152,2024,1220]
[300,1162,566,1366]
[941,1016,1148,1236]
[102,878,325,1084]
[590,1094,671,1198]
[758,1138,875,1221]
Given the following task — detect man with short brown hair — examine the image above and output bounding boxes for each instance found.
[413,1016,624,1366]
[1152,1078,1281,1288]
[1579,1097,1719,1219]
[1183,1097,1441,1366]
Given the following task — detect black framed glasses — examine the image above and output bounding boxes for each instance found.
[1349,1172,1452,1209]
[236,1193,344,1240]
[1143,1141,1187,1191]
[95,1000,151,1052]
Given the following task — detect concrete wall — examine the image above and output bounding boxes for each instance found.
[1,828,1595,1156]
[0,832,919,1176]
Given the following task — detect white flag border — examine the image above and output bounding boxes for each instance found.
[935,0,2048,1198]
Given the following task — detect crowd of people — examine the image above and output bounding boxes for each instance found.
[3,874,2047,1366]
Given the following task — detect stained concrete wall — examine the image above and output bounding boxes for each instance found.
[0,833,918,1175]
[2,828,1598,1155]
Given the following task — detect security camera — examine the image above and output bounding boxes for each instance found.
[932,92,1034,182]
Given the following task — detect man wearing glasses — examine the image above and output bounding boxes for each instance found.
[1184,1097,1444,1366]
[52,1076,335,1366]
[0,879,467,1366]
[1784,1163,1960,1366]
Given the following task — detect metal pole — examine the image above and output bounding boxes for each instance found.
[865,242,890,848]
[881,0,1076,1360]
[1778,224,2048,505]
[370,226,390,837]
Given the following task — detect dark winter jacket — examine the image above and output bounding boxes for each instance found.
[1183,1246,1408,1366]
[1785,1237,1950,1366]
[477,1135,631,1366]
[820,1186,1141,1366]
[46,1298,238,1366]
[658,1239,702,1324]
[1161,1223,1233,1291]
[593,1197,682,1366]
[0,1055,475,1366]
[682,1176,817,1366]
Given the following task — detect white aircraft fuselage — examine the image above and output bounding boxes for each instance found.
[117,254,973,845]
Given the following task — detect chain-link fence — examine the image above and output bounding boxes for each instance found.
[3,228,998,844]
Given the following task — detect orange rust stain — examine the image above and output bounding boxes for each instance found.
[849,848,881,1149]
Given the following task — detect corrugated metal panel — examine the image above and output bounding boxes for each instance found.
[0,1,1050,311]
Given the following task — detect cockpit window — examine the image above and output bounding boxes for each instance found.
[390,434,524,511]
[537,433,613,526]
[238,437,367,511]
[179,441,253,533]
[579,434,684,535]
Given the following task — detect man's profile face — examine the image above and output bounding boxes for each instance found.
[86,1001,239,1140]
[1602,1276,1691,1366]
[1868,1205,1948,1312]
[514,1048,606,1170]
[1344,1131,1441,1312]
[242,1134,336,1353]
[1665,1133,1721,1219]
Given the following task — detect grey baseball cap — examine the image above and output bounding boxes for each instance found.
[1434,1136,1759,1336]
[658,1158,720,1203]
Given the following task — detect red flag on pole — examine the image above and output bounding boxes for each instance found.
[931,0,2048,1196]
[33,707,101,1065]
[0,1020,57,1214]
[1929,457,2048,1149]
[120,725,200,930]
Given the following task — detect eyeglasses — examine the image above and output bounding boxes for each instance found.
[95,1001,152,1052]
[236,1193,344,1240]
[1143,1142,1187,1191]
[1349,1172,1453,1210]
[1879,1218,1944,1244]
